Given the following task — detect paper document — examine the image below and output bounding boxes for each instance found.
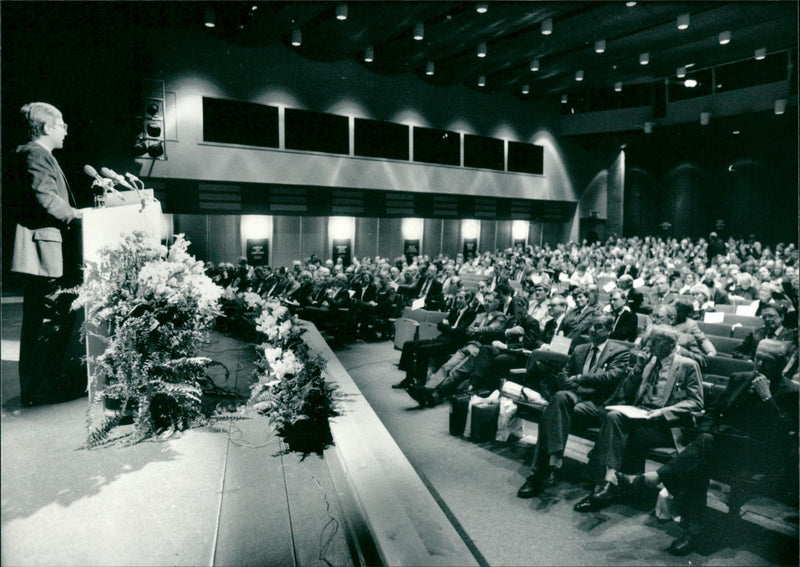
[703,311,725,323]
[632,278,645,289]
[549,335,572,355]
[411,297,426,310]
[735,302,758,317]
[606,405,650,419]
[602,281,617,293]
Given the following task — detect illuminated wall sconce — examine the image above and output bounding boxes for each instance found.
[775,99,787,115]
[476,2,488,13]
[364,45,374,62]
[461,219,480,240]
[718,31,731,45]
[425,61,434,75]
[329,216,355,241]
[575,70,584,81]
[754,47,766,60]
[644,121,653,134]
[541,18,553,35]
[477,75,486,87]
[677,13,690,30]
[511,220,529,242]
[530,58,540,71]
[204,7,215,27]
[335,3,348,21]
[521,84,530,94]
[614,81,622,92]
[477,42,487,58]
[700,112,710,125]
[413,22,424,40]
[291,28,302,46]
[241,215,272,240]
[676,66,687,78]
[639,52,650,65]
[594,39,606,53]
[402,218,424,240]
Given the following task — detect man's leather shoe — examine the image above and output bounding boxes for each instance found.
[407,385,436,407]
[667,533,697,556]
[392,378,414,389]
[517,475,543,498]
[540,467,562,491]
[615,471,647,496]
[573,481,618,512]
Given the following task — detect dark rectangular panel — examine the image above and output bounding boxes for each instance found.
[285,108,349,155]
[354,118,409,160]
[413,127,460,166]
[507,142,544,175]
[464,134,504,171]
[202,97,278,148]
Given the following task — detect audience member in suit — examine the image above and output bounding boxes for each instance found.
[284,270,314,308]
[541,295,569,343]
[642,303,716,368]
[300,272,353,334]
[527,282,552,327]
[640,274,677,315]
[439,276,463,313]
[394,290,477,388]
[706,232,727,262]
[574,326,704,512]
[617,339,798,556]
[517,315,631,497]
[733,304,797,360]
[609,289,638,342]
[350,271,380,337]
[495,282,515,316]
[10,102,85,406]
[618,274,646,314]
[616,256,639,279]
[416,264,444,309]
[560,286,601,340]
[673,300,717,359]
[406,292,508,407]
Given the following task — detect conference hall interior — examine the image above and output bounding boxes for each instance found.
[1,2,798,566]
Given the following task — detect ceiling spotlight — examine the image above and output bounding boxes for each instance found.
[335,3,348,20]
[530,58,540,72]
[364,45,374,63]
[685,62,695,68]
[775,99,787,115]
[755,47,767,60]
[521,84,530,95]
[204,7,215,28]
[644,121,653,134]
[413,22,424,41]
[676,66,686,78]
[639,52,650,65]
[575,70,584,81]
[718,31,731,45]
[477,42,487,58]
[291,28,302,46]
[614,81,622,92]
[595,39,606,54]
[541,18,553,35]
[625,1,637,6]
[700,112,710,125]
[251,5,258,10]
[425,60,434,76]
[732,130,740,135]
[476,2,488,13]
[477,75,486,87]
[677,13,690,30]
[561,94,568,104]
[684,78,698,88]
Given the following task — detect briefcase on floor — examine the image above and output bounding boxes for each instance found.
[449,393,470,436]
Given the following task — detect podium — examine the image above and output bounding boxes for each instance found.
[81,192,163,398]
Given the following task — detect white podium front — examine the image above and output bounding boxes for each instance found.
[81,193,163,398]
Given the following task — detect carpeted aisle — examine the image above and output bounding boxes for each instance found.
[333,338,798,567]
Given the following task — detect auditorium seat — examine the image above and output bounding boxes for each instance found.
[705,355,755,377]
[708,335,744,357]
[697,321,733,337]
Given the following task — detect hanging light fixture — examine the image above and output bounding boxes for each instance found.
[754,47,767,60]
[476,2,488,13]
[639,52,650,65]
[530,58,540,72]
[676,66,687,78]
[575,70,584,81]
[204,7,216,28]
[477,42,487,58]
[425,61,434,75]
[521,84,530,95]
[677,13,690,30]
[364,45,374,63]
[413,22,424,40]
[335,3,348,21]
[614,81,622,92]
[718,31,731,45]
[541,18,553,35]
[595,39,606,54]
[477,75,486,87]
[291,29,302,46]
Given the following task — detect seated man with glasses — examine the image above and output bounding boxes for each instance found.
[733,303,797,361]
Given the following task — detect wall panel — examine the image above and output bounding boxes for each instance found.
[272,215,302,268]
[174,214,210,261]
[301,217,328,263]
[355,217,379,260]
[422,219,443,259]
[208,216,242,264]
[377,218,403,262]
[441,220,461,259]
[479,220,497,253]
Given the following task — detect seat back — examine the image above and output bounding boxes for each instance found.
[704,355,755,377]
[708,335,744,357]
[697,321,733,337]
[417,322,441,341]
[393,319,419,349]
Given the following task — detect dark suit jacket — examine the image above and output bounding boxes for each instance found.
[559,341,632,402]
[10,142,78,278]
[626,289,645,313]
[610,307,638,342]
[286,282,313,306]
[542,315,567,344]
[733,327,797,360]
[560,304,600,340]
[616,264,639,279]
[503,314,543,350]
[351,282,377,304]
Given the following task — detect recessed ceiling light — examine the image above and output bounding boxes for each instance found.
[718,31,731,45]
[477,42,487,58]
[677,13,689,30]
[677,66,686,78]
[335,3,348,21]
[625,1,637,6]
[425,61,434,75]
[775,99,787,115]
[575,70,584,81]
[521,84,530,95]
[530,58,540,72]
[413,22,424,41]
[614,81,622,92]
[684,78,698,88]
[477,75,486,87]
[291,28,302,46]
[639,52,650,65]
[732,130,740,135]
[204,7,215,27]
[700,112,710,125]
[541,18,553,35]
[595,39,606,54]
[755,48,767,60]
[476,2,488,14]
[364,45,374,63]
[561,94,568,104]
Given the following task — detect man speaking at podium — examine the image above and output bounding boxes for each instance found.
[10,102,85,406]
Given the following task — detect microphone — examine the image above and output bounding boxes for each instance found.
[100,167,136,191]
[125,172,143,186]
[83,165,120,196]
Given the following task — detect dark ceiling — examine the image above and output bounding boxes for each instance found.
[200,1,797,101]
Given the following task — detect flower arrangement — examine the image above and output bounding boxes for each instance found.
[74,231,223,447]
